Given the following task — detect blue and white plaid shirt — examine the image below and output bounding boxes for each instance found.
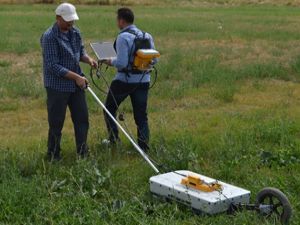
[41,23,87,92]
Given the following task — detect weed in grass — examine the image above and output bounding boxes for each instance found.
[211,80,238,103]
[291,54,300,75]
[260,148,300,167]
[215,116,300,168]
[162,80,189,100]
[0,100,18,112]
[0,60,11,67]
[151,135,198,171]
[251,78,264,90]
[158,49,184,81]
[237,62,287,80]
[191,57,220,87]
[253,118,298,147]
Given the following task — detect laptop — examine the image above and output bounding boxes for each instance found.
[90,42,116,61]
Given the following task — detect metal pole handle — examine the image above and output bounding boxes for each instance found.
[87,86,160,174]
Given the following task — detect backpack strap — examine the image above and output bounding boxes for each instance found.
[113,29,138,53]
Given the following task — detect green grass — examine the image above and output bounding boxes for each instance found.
[1,3,300,225]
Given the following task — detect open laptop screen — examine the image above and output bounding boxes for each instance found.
[90,42,116,61]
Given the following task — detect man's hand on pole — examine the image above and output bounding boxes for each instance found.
[64,70,89,89]
[75,76,89,89]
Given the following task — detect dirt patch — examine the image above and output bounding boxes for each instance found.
[0,52,41,74]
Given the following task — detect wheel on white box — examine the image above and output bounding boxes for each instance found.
[256,187,292,224]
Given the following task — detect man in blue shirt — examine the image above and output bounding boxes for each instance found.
[104,8,158,151]
[41,3,97,160]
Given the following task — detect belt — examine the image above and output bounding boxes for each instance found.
[118,69,144,75]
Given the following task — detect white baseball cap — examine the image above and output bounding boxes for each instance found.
[55,3,79,22]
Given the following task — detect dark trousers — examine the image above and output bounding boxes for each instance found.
[46,88,89,157]
[104,80,150,150]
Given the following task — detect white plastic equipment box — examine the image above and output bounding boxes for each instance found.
[150,170,251,215]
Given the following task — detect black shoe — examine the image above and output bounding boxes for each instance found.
[111,138,121,145]
[138,141,149,153]
[46,152,61,162]
[78,151,89,159]
[141,147,149,154]
[109,136,121,145]
[77,143,89,158]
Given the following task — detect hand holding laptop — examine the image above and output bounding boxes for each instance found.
[90,42,116,63]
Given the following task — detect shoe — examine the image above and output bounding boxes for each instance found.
[77,143,89,158]
[46,153,62,162]
[138,141,149,153]
[142,148,149,154]
[78,151,89,159]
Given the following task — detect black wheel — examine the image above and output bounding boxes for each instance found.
[256,187,292,224]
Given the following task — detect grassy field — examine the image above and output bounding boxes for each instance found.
[1,3,300,225]
[2,0,300,6]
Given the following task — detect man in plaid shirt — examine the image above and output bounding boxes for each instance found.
[41,3,97,160]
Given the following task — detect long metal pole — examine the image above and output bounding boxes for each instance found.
[87,87,160,174]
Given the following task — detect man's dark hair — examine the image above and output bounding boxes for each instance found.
[117,7,134,24]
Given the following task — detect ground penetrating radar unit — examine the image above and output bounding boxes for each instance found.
[88,43,292,225]
[150,170,250,215]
